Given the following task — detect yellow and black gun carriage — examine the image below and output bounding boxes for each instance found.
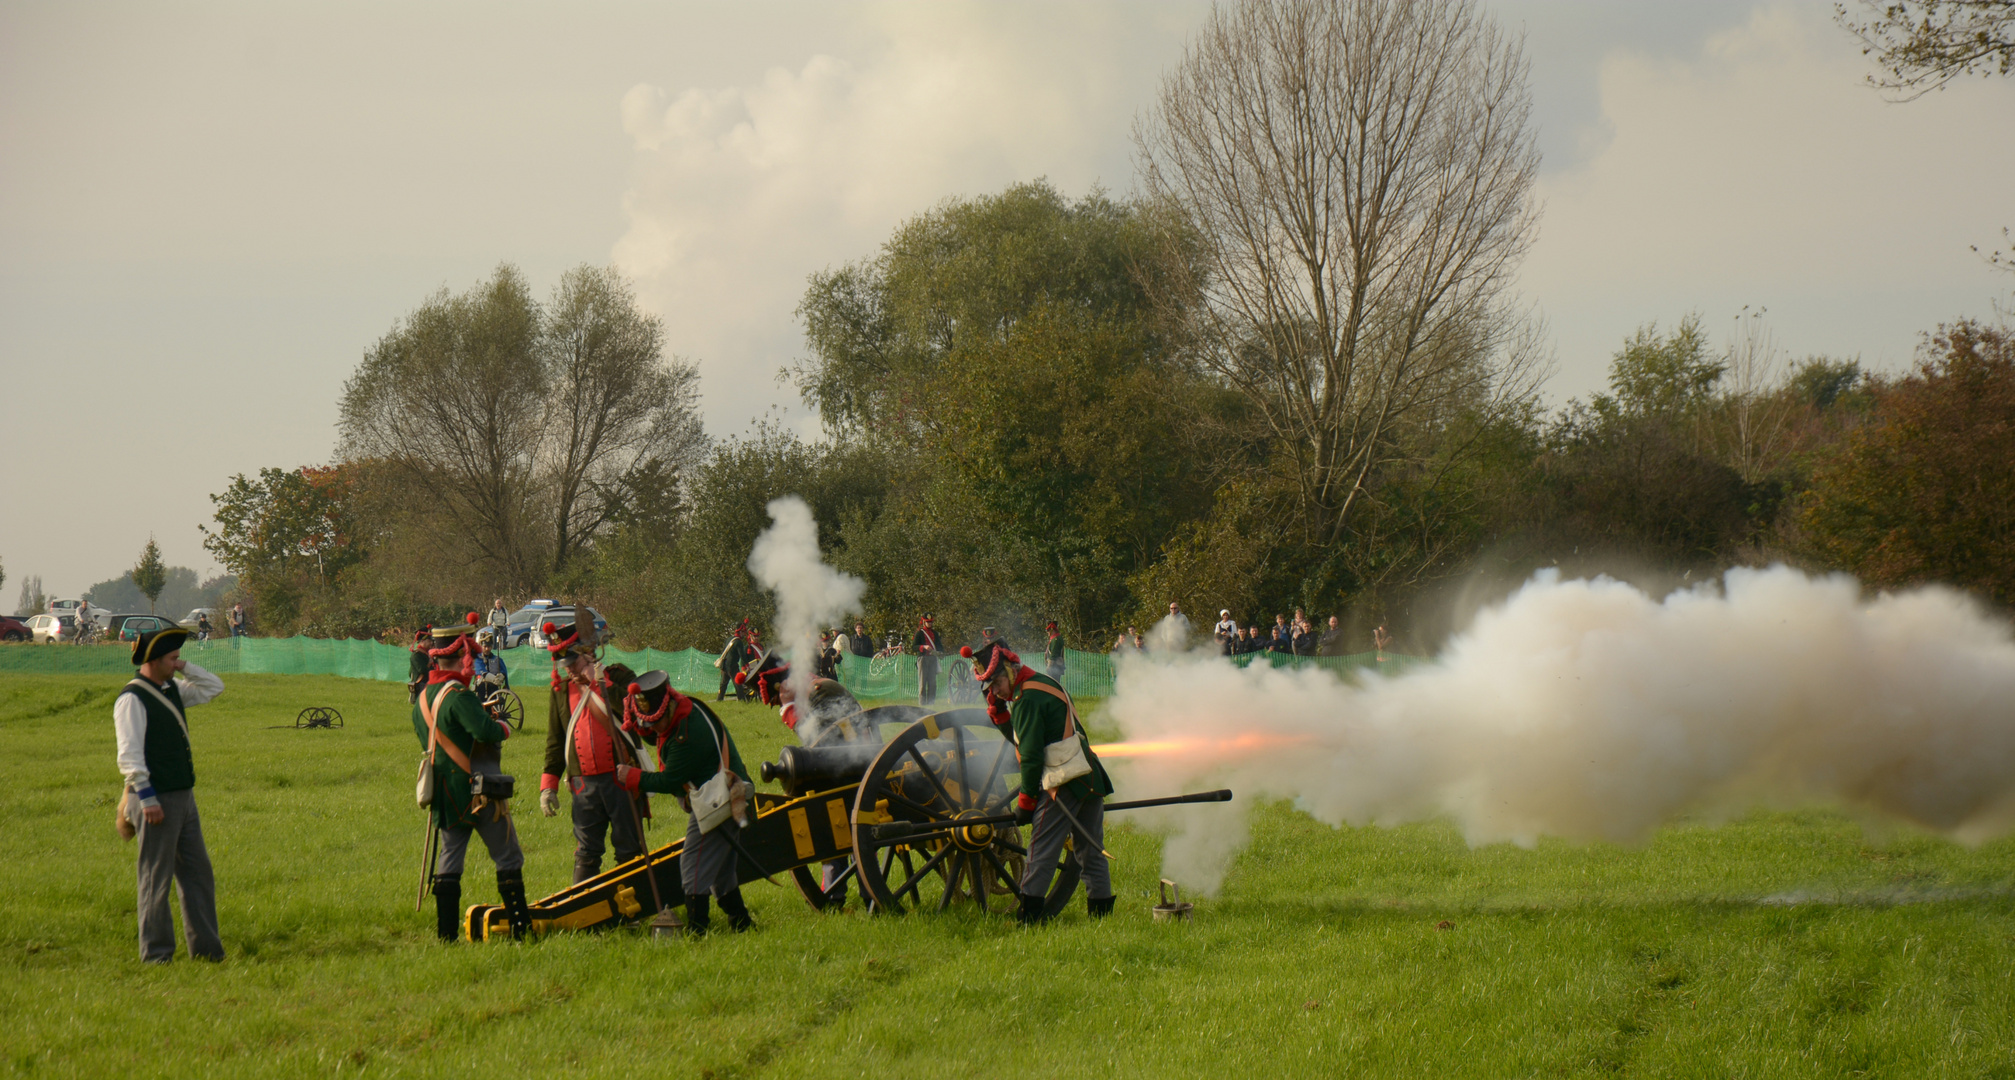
[463,702,1229,939]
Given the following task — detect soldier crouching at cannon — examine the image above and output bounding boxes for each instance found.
[416,614,531,941]
[965,639,1115,924]
[740,650,878,907]
[537,613,649,884]
[613,675,757,934]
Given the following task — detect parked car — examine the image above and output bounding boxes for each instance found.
[502,599,558,649]
[27,613,73,644]
[526,606,610,651]
[0,616,30,642]
[109,613,180,642]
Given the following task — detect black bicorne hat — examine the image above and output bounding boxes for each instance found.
[131,625,192,667]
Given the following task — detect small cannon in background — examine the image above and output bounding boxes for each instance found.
[463,703,1230,938]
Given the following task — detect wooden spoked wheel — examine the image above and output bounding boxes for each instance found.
[851,708,1080,917]
[294,706,343,729]
[483,689,524,731]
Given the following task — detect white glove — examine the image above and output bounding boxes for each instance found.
[540,788,560,817]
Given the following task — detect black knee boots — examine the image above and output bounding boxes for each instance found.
[573,856,600,885]
[717,888,754,932]
[1088,895,1115,918]
[1017,892,1048,926]
[496,869,532,941]
[685,895,711,936]
[432,874,462,942]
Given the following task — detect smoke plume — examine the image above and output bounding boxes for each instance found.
[1107,567,2015,894]
[747,496,865,733]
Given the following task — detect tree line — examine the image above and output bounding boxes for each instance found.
[198,0,2015,652]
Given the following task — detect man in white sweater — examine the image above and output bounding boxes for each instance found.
[114,625,226,963]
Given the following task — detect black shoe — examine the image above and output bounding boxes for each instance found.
[496,869,532,942]
[432,874,462,943]
[572,857,600,885]
[717,888,755,932]
[1016,892,1048,926]
[1087,896,1115,918]
[685,895,712,936]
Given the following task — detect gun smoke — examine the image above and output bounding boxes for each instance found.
[747,496,865,742]
[1107,567,2015,894]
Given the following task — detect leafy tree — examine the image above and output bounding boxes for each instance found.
[540,265,705,574]
[87,567,200,615]
[202,466,364,587]
[1836,0,2014,97]
[131,539,167,613]
[795,181,1223,642]
[1787,358,1868,409]
[1798,320,2015,606]
[0,556,6,597]
[339,263,706,591]
[340,264,547,587]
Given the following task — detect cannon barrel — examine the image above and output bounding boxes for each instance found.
[869,788,1234,842]
[760,742,883,797]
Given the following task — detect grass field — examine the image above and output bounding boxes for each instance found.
[2,670,2012,1078]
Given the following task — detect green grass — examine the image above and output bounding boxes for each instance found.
[2,672,2012,1078]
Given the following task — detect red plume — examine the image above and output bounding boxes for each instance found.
[542,622,557,636]
[627,682,642,696]
[734,671,748,685]
[465,612,479,626]
[960,645,974,658]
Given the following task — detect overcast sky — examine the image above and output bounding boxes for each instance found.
[2,0,2009,601]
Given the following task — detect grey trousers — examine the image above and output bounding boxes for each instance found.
[571,772,645,882]
[681,813,740,897]
[133,788,222,963]
[917,665,937,706]
[435,808,525,875]
[1021,788,1110,900]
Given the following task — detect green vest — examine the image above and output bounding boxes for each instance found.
[124,680,195,793]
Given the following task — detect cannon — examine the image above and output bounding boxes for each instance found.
[462,702,1230,939]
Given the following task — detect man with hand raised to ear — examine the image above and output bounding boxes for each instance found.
[115,624,225,963]
[966,639,1114,925]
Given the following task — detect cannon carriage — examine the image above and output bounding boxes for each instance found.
[466,702,1190,939]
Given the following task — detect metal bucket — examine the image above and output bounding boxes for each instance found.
[1151,879,1193,923]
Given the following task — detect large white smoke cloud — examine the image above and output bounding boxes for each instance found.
[1108,567,2015,894]
[747,496,865,730]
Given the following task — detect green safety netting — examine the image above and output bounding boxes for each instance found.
[0,635,1424,699]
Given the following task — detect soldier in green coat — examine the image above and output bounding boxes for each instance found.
[616,688,755,934]
[965,639,1114,924]
[413,616,531,941]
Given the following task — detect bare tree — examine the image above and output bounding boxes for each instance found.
[540,265,706,574]
[1136,0,1545,548]
[1836,0,2015,99]
[339,265,548,588]
[1716,307,1796,485]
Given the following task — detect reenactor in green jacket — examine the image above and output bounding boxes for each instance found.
[414,615,530,941]
[616,684,755,934]
[965,639,1114,924]
[742,651,877,906]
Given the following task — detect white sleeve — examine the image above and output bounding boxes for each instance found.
[173,664,225,707]
[114,692,155,804]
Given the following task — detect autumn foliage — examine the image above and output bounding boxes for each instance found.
[1797,322,2015,607]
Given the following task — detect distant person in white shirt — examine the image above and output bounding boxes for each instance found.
[114,625,226,963]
